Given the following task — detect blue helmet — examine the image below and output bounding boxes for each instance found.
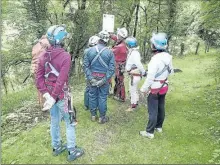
[150,33,168,50]
[125,37,138,48]
[46,25,68,45]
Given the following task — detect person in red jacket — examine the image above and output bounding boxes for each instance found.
[36,25,84,161]
[110,27,128,102]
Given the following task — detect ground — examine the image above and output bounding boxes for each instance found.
[1,51,220,164]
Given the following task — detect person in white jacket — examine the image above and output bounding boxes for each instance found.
[139,33,174,139]
[125,37,146,111]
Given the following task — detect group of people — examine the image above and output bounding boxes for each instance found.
[32,24,174,161]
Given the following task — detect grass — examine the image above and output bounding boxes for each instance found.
[1,85,37,115]
[2,51,220,164]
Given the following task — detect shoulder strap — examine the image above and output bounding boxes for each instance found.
[90,46,108,69]
[44,51,60,78]
[155,62,170,78]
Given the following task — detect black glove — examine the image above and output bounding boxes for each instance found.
[142,71,147,77]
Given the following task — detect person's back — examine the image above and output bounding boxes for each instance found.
[140,32,174,139]
[83,30,115,124]
[110,27,128,102]
[83,35,100,110]
[36,46,70,100]
[35,24,84,162]
[86,43,114,74]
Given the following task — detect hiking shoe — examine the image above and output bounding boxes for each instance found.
[113,96,125,102]
[85,106,89,111]
[155,127,163,133]
[53,144,67,156]
[91,116,98,122]
[125,107,135,112]
[98,116,109,124]
[139,131,154,139]
[67,147,84,161]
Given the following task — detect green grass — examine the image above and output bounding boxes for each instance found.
[1,85,37,115]
[2,51,220,164]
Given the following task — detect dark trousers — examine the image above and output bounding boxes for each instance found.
[146,93,166,133]
[89,83,109,117]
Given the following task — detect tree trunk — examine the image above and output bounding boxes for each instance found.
[2,77,8,94]
[205,41,209,53]
[133,0,140,37]
[195,42,200,55]
[180,43,184,55]
[157,0,161,33]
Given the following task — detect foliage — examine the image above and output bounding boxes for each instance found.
[1,52,220,164]
[2,0,219,92]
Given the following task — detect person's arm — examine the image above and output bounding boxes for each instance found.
[169,56,174,75]
[110,34,117,42]
[50,54,71,100]
[104,51,115,81]
[36,54,48,95]
[140,58,158,93]
[83,49,93,81]
[133,51,146,75]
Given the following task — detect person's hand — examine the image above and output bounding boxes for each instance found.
[96,79,106,87]
[43,92,50,100]
[142,71,147,77]
[139,89,150,105]
[42,95,56,111]
[90,78,98,86]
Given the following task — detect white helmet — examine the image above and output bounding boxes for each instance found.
[88,35,100,46]
[117,27,128,39]
[98,30,110,43]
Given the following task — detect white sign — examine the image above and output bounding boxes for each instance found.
[102,14,115,33]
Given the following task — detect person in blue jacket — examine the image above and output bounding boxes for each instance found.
[83,30,115,124]
[83,35,100,110]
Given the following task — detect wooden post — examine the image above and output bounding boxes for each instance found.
[180,43,184,55]
[195,42,200,55]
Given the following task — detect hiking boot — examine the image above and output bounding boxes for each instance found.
[155,127,163,133]
[67,147,84,161]
[139,131,154,139]
[53,144,67,156]
[98,116,109,124]
[91,115,98,122]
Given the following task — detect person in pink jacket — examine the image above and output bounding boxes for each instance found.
[36,25,84,161]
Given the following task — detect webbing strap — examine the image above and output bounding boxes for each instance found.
[44,51,60,78]
[155,62,170,78]
[91,46,108,69]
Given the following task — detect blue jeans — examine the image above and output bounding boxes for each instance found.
[50,100,76,151]
[89,83,109,117]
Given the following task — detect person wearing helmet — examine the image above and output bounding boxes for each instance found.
[83,35,100,110]
[36,25,84,161]
[139,32,174,139]
[83,30,115,124]
[31,35,51,108]
[125,37,147,112]
[110,27,128,102]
